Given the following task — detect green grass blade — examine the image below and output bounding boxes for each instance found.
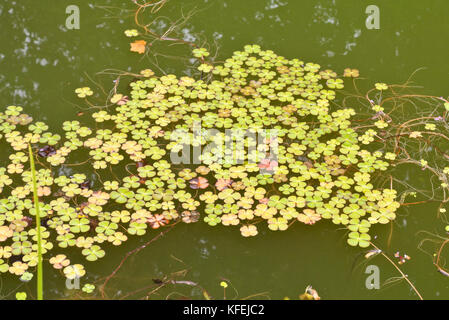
[28,144,43,300]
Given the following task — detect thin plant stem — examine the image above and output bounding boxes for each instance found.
[370,242,423,300]
[29,144,43,300]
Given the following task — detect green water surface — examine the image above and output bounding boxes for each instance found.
[1,0,449,299]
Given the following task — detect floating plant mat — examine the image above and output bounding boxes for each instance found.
[0,45,401,284]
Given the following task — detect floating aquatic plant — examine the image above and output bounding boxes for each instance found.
[0,45,406,287]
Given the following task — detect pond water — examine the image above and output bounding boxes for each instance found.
[1,0,449,300]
